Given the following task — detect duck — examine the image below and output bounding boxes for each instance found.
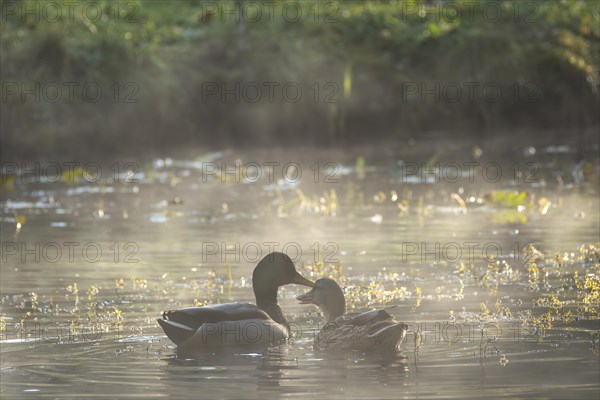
[157,252,314,348]
[297,278,408,351]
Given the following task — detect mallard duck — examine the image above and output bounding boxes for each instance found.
[157,252,314,348]
[297,278,408,351]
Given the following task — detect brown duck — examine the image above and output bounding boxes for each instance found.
[297,278,408,351]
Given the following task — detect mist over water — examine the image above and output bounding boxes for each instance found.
[2,0,600,398]
[1,141,598,399]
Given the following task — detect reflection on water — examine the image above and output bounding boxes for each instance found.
[1,145,599,398]
[166,345,409,396]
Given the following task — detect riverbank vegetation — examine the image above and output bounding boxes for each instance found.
[1,0,598,160]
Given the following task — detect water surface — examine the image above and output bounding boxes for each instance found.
[1,144,599,399]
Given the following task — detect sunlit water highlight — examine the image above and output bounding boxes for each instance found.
[1,146,599,399]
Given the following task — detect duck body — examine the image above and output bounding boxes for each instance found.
[157,252,314,348]
[297,278,408,351]
[159,303,288,348]
[314,308,408,351]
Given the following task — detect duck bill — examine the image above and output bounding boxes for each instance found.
[296,288,316,304]
[291,272,314,287]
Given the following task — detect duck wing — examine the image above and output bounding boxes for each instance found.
[158,303,271,345]
[163,303,271,328]
[345,308,394,326]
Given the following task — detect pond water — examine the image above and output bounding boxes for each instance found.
[1,142,599,399]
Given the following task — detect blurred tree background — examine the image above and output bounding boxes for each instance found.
[1,0,598,160]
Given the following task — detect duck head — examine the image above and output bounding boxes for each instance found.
[297,278,346,322]
[252,252,314,306]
